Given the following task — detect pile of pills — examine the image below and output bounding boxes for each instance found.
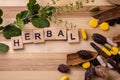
[89,19,109,31]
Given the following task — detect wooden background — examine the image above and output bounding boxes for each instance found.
[0,0,120,80]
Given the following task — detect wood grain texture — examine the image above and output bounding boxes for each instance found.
[0,0,120,80]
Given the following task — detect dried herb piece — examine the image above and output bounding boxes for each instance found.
[85,67,96,80]
[77,50,93,59]
[3,24,21,39]
[67,51,98,66]
[107,0,120,5]
[57,64,70,73]
[92,33,107,45]
[93,6,120,23]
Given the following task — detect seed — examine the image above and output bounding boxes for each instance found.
[92,33,107,45]
[77,50,93,59]
[58,64,70,73]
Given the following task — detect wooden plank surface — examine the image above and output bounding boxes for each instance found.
[0,0,120,80]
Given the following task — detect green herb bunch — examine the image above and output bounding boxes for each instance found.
[0,0,95,39]
[0,0,56,39]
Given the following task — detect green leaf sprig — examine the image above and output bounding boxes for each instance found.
[0,0,96,40]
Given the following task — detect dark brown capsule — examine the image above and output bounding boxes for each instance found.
[90,42,108,58]
[57,64,70,73]
[92,33,107,45]
[77,50,93,60]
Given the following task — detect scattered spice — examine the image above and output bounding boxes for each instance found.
[58,64,70,73]
[77,50,93,59]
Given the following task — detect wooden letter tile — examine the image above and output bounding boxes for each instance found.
[33,29,45,43]
[44,28,56,40]
[55,27,67,40]
[22,30,33,43]
[67,29,80,43]
[11,36,24,49]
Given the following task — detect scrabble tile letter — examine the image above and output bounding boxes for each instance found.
[22,30,33,43]
[33,29,45,43]
[44,28,55,40]
[11,36,24,49]
[55,27,67,40]
[67,29,80,43]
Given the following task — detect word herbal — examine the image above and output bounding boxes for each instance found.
[11,27,82,49]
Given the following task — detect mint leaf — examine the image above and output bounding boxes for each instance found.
[40,6,55,18]
[0,17,3,24]
[16,10,30,29]
[27,0,36,10]
[0,26,4,30]
[0,43,9,53]
[0,9,3,17]
[16,10,28,19]
[16,17,25,30]
[32,4,40,13]
[27,0,40,14]
[31,17,50,28]
[3,24,21,39]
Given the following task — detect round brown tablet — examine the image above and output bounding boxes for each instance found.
[107,0,120,5]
